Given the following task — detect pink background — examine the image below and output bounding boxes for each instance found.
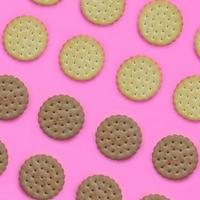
[0,0,200,199]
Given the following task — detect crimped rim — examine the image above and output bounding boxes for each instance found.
[172,75,200,121]
[0,75,29,120]
[2,15,48,62]
[80,0,126,26]
[137,0,183,46]
[76,175,122,200]
[0,140,8,175]
[31,0,61,6]
[95,114,142,160]
[116,55,162,102]
[59,35,105,81]
[152,134,199,180]
[38,94,85,140]
[19,154,65,200]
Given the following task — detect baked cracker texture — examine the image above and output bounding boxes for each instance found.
[19,155,65,200]
[117,56,162,101]
[152,135,198,180]
[76,175,122,200]
[3,16,48,61]
[96,115,142,160]
[0,140,8,175]
[173,76,200,121]
[38,95,84,140]
[59,35,104,81]
[194,29,200,57]
[138,0,183,46]
[32,0,61,6]
[141,194,170,200]
[80,0,125,26]
[0,75,29,120]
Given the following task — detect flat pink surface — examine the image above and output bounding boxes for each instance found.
[0,0,200,199]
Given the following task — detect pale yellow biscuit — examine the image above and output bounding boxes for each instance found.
[32,0,60,6]
[3,16,48,61]
[59,35,104,81]
[80,0,125,26]
[173,76,200,121]
[117,56,162,101]
[194,29,200,57]
[138,0,183,46]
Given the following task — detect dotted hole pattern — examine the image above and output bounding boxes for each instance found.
[0,141,8,175]
[77,175,122,200]
[152,135,198,180]
[139,0,182,45]
[3,16,48,60]
[173,76,200,121]
[117,56,161,101]
[0,75,28,120]
[60,36,104,80]
[81,0,125,25]
[96,115,142,160]
[20,155,65,200]
[39,95,84,139]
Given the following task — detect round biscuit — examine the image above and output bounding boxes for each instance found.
[138,0,183,46]
[141,194,170,200]
[117,56,162,101]
[0,75,29,120]
[19,155,65,200]
[173,76,200,121]
[0,141,8,175]
[32,0,61,6]
[152,135,198,180]
[194,29,200,57]
[76,175,122,200]
[96,115,142,160]
[80,0,125,26]
[3,16,48,61]
[59,36,104,81]
[38,95,84,140]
